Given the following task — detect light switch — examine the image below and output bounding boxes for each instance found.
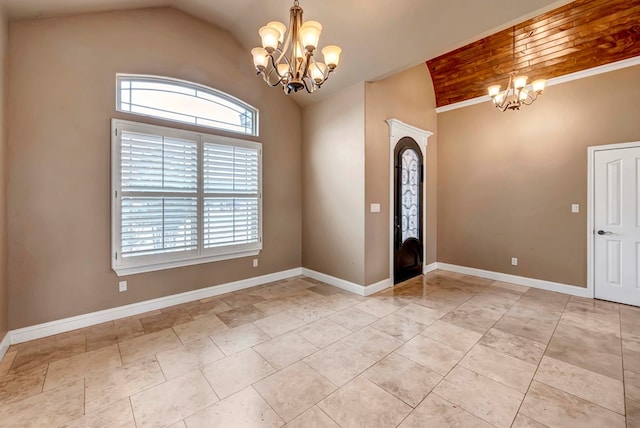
[370,203,381,213]
[571,204,580,213]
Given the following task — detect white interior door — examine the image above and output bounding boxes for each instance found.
[594,147,640,306]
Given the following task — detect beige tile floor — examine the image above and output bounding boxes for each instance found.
[0,270,639,427]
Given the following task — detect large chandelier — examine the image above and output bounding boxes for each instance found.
[251,0,342,94]
[487,27,546,111]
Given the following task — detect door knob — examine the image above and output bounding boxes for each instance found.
[597,230,613,235]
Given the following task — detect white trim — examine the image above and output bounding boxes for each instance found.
[2,260,599,347]
[111,119,263,277]
[5,258,599,347]
[386,119,433,286]
[586,141,640,301]
[114,250,260,276]
[436,263,591,297]
[435,56,640,113]
[424,262,438,274]
[301,268,393,297]
[9,268,302,345]
[366,278,394,296]
[302,268,365,296]
[0,331,10,362]
[116,74,259,137]
[435,96,492,114]
[587,146,595,299]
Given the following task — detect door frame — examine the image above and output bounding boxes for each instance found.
[386,119,432,284]
[587,141,640,299]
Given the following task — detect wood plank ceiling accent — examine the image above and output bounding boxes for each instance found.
[426,0,640,108]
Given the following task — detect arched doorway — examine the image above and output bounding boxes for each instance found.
[394,138,424,283]
[386,119,432,284]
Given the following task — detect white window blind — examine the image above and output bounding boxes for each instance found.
[203,143,260,249]
[112,119,262,276]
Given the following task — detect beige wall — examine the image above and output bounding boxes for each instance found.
[302,83,366,285]
[0,7,7,339]
[438,65,640,287]
[364,65,438,285]
[7,8,302,329]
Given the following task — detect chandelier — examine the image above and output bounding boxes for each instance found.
[251,0,342,94]
[487,27,546,111]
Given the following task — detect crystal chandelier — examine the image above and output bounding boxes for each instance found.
[487,27,546,111]
[251,0,342,94]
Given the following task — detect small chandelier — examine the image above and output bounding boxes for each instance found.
[251,0,342,94]
[487,27,546,111]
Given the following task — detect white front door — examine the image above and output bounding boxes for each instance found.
[594,146,640,306]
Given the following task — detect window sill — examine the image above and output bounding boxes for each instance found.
[113,249,260,277]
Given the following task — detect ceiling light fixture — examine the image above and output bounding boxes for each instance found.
[251,0,342,94]
[487,27,546,111]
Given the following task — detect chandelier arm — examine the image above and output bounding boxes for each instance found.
[271,46,294,75]
[301,76,315,94]
[301,51,314,81]
[495,99,510,112]
[521,92,538,106]
[313,53,332,86]
[274,9,296,66]
[506,74,517,108]
[494,91,508,111]
[264,53,286,87]
[308,53,325,86]
[265,70,284,87]
[318,68,332,86]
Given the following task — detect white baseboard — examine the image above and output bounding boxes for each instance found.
[9,268,303,345]
[424,262,438,274]
[302,268,393,297]
[436,263,592,297]
[302,268,366,296]
[0,331,10,362]
[5,262,594,347]
[365,278,393,296]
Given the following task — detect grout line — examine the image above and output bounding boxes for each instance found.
[315,404,342,427]
[532,377,626,416]
[4,274,635,427]
[250,382,289,424]
[41,363,50,393]
[618,303,627,420]
[391,279,498,426]
[511,294,570,425]
[82,378,86,416]
[128,396,139,428]
[408,280,536,427]
[198,365,220,402]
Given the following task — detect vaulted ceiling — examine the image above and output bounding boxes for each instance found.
[1,0,575,105]
[427,0,640,107]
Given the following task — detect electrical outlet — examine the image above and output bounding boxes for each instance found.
[511,257,518,266]
[119,281,127,292]
[253,259,259,268]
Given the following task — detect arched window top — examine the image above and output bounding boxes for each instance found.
[117,74,258,136]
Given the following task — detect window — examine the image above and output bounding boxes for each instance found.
[112,119,262,276]
[117,74,258,136]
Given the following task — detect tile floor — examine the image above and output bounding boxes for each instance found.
[0,270,639,427]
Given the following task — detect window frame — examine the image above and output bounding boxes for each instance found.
[111,118,263,276]
[116,74,260,137]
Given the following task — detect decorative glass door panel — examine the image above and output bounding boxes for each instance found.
[401,149,419,243]
[394,137,423,284]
